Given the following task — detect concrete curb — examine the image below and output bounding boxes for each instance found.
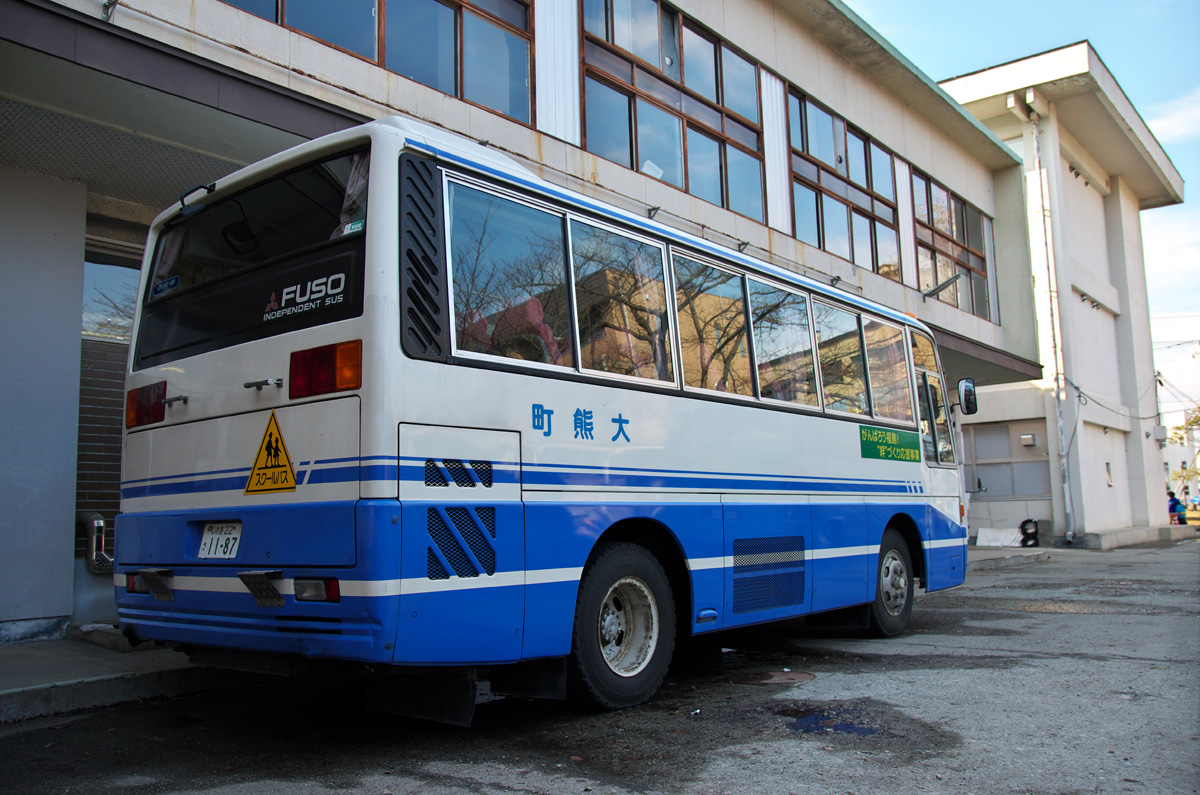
[967,549,1050,572]
[0,665,239,724]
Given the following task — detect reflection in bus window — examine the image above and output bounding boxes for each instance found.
[151,151,369,297]
[927,372,955,464]
[864,319,913,422]
[449,184,574,368]
[571,221,673,382]
[917,371,955,464]
[813,301,867,414]
[674,257,752,395]
[748,280,818,407]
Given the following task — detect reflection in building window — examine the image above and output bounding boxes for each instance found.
[912,170,991,319]
[571,221,673,382]
[82,262,139,341]
[449,184,574,368]
[582,1,763,220]
[585,78,633,168]
[221,0,533,125]
[748,281,818,407]
[636,99,684,187]
[285,0,378,59]
[387,0,457,96]
[674,258,752,395]
[789,92,899,278]
[463,10,530,124]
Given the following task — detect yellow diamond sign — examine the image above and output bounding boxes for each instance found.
[245,410,297,494]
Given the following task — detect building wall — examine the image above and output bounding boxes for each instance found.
[0,163,86,641]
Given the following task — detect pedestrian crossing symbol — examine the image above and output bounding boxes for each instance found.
[245,410,297,494]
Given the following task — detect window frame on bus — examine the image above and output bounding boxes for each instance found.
[434,160,929,435]
[910,328,958,467]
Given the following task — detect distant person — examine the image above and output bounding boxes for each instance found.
[1168,491,1187,525]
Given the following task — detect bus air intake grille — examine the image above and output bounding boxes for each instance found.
[425,459,449,487]
[446,506,496,575]
[399,153,450,362]
[731,536,806,614]
[427,547,449,580]
[427,508,478,578]
[477,506,496,538]
[445,459,475,488]
[471,460,493,487]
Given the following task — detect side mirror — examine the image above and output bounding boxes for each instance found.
[957,378,978,415]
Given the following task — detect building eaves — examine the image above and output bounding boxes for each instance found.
[941,41,1184,210]
[775,0,1020,172]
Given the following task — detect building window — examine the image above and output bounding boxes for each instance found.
[221,0,532,125]
[911,170,990,319]
[788,93,899,279]
[582,1,764,221]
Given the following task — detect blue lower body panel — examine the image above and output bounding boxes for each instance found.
[115,500,401,663]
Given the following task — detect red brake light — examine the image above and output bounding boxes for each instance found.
[125,381,166,429]
[290,341,361,399]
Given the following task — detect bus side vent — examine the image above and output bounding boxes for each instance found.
[731,536,806,615]
[400,153,450,362]
[427,508,478,578]
[423,458,494,489]
[446,507,496,575]
[425,459,449,487]
[477,506,496,538]
[471,460,493,487]
[427,548,449,580]
[444,459,475,488]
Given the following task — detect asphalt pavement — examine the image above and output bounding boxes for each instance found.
[0,538,1180,725]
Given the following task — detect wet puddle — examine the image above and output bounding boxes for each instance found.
[777,705,879,736]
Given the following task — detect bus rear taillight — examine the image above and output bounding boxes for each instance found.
[125,381,166,429]
[294,578,340,602]
[289,340,362,399]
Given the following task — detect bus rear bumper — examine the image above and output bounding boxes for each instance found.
[114,500,401,664]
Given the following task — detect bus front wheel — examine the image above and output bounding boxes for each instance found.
[869,529,914,637]
[569,542,675,709]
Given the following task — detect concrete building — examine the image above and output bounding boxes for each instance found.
[942,43,1185,544]
[0,0,1044,642]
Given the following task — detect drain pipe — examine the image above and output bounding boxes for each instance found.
[1030,110,1076,545]
[79,512,114,574]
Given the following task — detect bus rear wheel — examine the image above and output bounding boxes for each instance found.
[869,529,913,637]
[569,542,675,709]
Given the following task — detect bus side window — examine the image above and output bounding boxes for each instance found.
[916,373,937,461]
[448,184,575,368]
[571,220,674,382]
[812,301,868,415]
[927,372,955,464]
[747,280,819,407]
[673,256,753,395]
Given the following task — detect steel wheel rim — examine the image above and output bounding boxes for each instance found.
[597,576,659,677]
[879,549,909,616]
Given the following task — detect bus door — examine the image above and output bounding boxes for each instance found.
[396,425,524,663]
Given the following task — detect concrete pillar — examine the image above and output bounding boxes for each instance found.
[0,164,86,643]
[1106,176,1168,526]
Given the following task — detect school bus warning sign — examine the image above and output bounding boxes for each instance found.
[245,410,297,494]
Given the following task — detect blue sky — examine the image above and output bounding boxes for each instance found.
[840,0,1200,421]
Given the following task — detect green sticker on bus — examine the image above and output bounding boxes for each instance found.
[860,426,921,462]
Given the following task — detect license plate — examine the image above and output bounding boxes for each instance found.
[199,522,242,559]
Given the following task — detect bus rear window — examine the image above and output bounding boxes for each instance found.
[134,150,369,368]
[149,151,369,299]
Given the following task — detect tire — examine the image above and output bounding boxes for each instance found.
[869,529,913,638]
[568,542,675,709]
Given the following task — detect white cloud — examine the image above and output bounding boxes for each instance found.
[1146,86,1200,144]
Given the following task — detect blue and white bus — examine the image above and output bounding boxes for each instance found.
[116,117,977,724]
